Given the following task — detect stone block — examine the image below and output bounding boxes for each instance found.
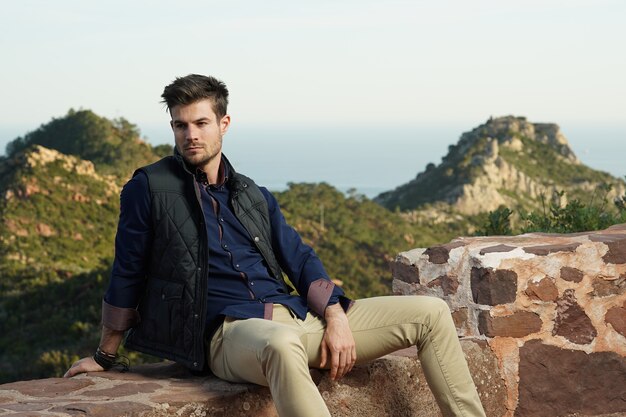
[518,340,626,417]
[605,302,626,338]
[560,266,584,282]
[592,275,626,297]
[391,260,420,283]
[589,233,626,264]
[470,267,517,305]
[423,241,465,264]
[479,244,516,255]
[524,277,558,301]
[553,289,597,345]
[523,242,580,255]
[451,308,468,329]
[478,310,542,338]
[426,274,459,295]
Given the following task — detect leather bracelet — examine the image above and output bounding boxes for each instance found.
[93,347,116,370]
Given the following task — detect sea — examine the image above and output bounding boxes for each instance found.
[1,123,624,199]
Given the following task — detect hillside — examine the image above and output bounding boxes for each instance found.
[375,116,625,215]
[0,111,169,382]
[274,183,460,297]
[5,109,171,179]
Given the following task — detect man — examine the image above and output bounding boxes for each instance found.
[65,74,486,417]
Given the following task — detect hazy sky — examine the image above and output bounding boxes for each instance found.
[2,0,625,136]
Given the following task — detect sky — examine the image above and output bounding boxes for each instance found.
[1,0,625,191]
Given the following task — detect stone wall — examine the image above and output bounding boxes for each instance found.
[0,344,506,417]
[392,224,626,417]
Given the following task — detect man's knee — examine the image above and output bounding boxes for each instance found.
[424,296,450,313]
[405,296,453,327]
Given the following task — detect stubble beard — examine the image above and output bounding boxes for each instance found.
[181,136,222,170]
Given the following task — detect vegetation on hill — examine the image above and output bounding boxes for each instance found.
[5,109,163,179]
[480,184,626,235]
[275,183,459,297]
[0,147,119,282]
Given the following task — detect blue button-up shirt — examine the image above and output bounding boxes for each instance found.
[105,157,349,339]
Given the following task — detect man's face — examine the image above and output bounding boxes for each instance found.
[170,99,230,171]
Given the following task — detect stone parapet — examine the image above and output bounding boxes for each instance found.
[392,223,626,417]
[0,341,505,417]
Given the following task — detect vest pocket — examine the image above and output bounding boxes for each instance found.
[136,278,185,349]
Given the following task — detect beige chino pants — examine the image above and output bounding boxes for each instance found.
[209,296,486,417]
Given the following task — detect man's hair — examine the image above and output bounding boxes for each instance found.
[161,74,229,119]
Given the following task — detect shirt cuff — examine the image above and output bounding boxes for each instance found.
[307,278,335,316]
[102,299,140,331]
[336,295,354,313]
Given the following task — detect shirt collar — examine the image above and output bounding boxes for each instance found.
[195,156,229,188]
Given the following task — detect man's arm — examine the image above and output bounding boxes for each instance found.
[260,187,350,310]
[261,188,356,379]
[65,172,152,377]
[64,326,124,377]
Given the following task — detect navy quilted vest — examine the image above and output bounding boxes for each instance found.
[125,154,285,370]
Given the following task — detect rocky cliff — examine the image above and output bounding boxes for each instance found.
[376,116,625,215]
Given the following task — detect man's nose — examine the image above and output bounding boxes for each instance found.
[185,125,199,141]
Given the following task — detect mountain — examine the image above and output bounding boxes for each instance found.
[375,116,625,215]
[5,109,172,179]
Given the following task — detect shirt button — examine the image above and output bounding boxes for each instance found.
[254,236,260,242]
[194,314,199,319]
[193,362,198,367]
[235,264,240,268]
[223,244,228,249]
[220,218,224,222]
[250,282,255,286]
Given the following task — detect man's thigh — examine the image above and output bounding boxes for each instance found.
[304,295,442,367]
[209,309,306,385]
[210,297,439,376]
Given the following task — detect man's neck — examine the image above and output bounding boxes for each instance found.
[199,153,223,184]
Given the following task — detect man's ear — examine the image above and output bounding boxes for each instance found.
[220,115,231,134]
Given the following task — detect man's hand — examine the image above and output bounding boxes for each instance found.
[64,356,104,378]
[320,303,356,380]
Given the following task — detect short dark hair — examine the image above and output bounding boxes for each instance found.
[161,74,229,119]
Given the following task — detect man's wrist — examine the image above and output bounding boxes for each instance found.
[324,303,346,321]
[93,347,117,370]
